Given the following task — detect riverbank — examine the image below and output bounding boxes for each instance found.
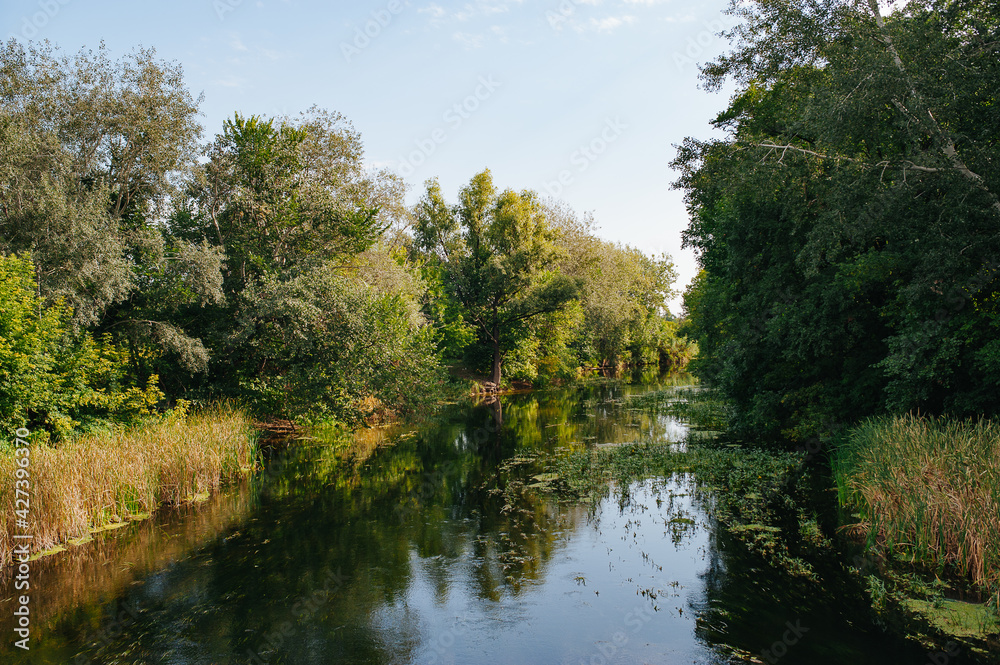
[834,415,1000,600]
[454,360,676,397]
[1,375,985,665]
[834,415,1000,652]
[0,402,257,567]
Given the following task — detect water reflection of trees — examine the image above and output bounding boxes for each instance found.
[16,375,709,664]
[19,393,590,663]
[688,493,929,665]
[496,373,697,455]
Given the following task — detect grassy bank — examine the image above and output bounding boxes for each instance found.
[1,402,257,567]
[834,414,1000,606]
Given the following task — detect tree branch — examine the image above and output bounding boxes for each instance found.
[865,0,1000,217]
[756,142,971,180]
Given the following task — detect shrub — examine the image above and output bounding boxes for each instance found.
[0,254,162,441]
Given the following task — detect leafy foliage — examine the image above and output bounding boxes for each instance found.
[1,38,696,437]
[231,254,444,423]
[675,0,1000,442]
[0,255,162,440]
[1,42,438,428]
[412,171,579,385]
[0,40,225,385]
[547,202,694,371]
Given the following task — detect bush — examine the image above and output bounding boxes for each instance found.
[0,254,162,441]
[232,260,446,423]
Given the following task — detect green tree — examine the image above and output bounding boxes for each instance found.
[231,253,442,423]
[674,0,1000,441]
[171,108,436,420]
[413,171,579,386]
[179,109,389,289]
[0,255,162,440]
[547,202,686,369]
[0,40,220,380]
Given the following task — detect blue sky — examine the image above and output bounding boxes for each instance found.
[2,0,737,314]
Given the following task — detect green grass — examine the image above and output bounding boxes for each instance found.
[834,414,1000,605]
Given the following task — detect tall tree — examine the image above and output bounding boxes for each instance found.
[547,202,680,367]
[414,171,579,386]
[178,109,393,290]
[675,0,1000,441]
[169,108,435,417]
[0,40,221,378]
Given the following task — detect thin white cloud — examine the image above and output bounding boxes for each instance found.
[419,3,447,18]
[215,76,246,89]
[578,15,636,33]
[453,31,487,48]
[420,0,523,24]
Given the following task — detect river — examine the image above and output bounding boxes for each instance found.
[1,375,944,663]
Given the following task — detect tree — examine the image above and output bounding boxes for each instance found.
[0,40,220,379]
[178,109,391,290]
[546,201,686,369]
[231,252,443,423]
[0,255,162,439]
[168,108,437,419]
[413,171,579,386]
[674,0,1000,441]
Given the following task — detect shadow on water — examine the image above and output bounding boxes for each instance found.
[0,372,983,664]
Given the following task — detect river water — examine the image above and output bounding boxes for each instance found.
[1,376,946,663]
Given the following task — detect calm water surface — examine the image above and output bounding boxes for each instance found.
[1,376,943,663]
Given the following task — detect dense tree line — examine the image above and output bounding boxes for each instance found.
[0,40,693,438]
[675,0,999,442]
[410,172,692,387]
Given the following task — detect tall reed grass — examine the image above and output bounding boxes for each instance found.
[834,414,1000,600]
[1,402,257,567]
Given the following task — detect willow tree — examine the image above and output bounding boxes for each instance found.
[0,40,222,378]
[167,108,427,416]
[414,170,579,386]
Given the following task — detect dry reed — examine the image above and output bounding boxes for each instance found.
[835,414,1000,599]
[0,402,257,567]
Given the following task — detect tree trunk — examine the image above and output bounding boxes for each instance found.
[487,395,503,427]
[490,337,502,387]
